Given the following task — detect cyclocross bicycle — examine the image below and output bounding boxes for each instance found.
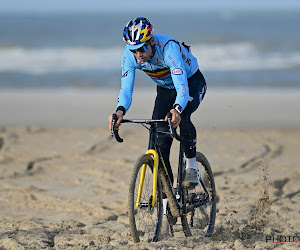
[111,113,216,243]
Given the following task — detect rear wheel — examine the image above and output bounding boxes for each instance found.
[181,152,216,237]
[128,154,163,243]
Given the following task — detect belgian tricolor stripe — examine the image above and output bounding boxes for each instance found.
[143,68,171,79]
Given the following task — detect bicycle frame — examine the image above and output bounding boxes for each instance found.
[136,123,185,209]
[112,114,216,239]
[112,115,211,216]
[137,123,209,215]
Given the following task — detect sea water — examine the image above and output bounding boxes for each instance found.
[0,11,299,90]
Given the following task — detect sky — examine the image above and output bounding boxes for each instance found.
[1,0,300,13]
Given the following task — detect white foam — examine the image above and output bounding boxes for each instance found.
[192,42,300,71]
[0,42,299,74]
[0,46,123,74]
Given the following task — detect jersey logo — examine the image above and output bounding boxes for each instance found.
[122,71,128,78]
[129,25,137,31]
[168,55,177,67]
[122,57,126,69]
[172,68,183,75]
[186,58,191,66]
[181,83,187,98]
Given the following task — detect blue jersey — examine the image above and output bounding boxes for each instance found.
[117,34,199,113]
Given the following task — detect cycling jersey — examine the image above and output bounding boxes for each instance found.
[117,34,199,113]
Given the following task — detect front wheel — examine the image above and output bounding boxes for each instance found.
[128,154,163,243]
[181,152,216,237]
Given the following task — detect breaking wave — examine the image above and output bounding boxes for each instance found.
[1,42,299,74]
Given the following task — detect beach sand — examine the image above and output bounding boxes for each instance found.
[0,89,299,249]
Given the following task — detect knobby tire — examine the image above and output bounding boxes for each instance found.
[181,151,216,237]
[128,154,163,243]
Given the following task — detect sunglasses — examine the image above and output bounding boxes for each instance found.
[129,40,151,53]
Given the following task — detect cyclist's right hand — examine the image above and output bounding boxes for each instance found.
[109,111,124,131]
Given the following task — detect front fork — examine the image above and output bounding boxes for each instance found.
[136,149,159,208]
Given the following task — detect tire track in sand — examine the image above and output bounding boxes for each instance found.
[240,142,283,171]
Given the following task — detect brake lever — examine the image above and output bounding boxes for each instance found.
[167,113,174,136]
[111,117,116,138]
[167,112,182,141]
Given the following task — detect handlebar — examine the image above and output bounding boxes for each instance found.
[111,112,182,143]
[111,113,123,142]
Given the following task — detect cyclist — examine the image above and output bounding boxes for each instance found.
[109,16,207,190]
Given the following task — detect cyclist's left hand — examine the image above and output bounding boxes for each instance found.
[166,109,181,128]
[108,111,123,131]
